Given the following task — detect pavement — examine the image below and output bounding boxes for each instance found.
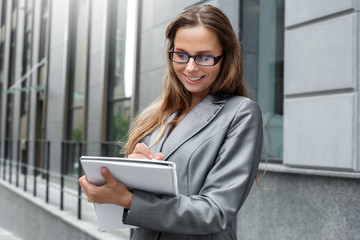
[0,172,130,240]
[0,226,22,240]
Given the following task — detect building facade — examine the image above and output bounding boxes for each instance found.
[0,0,359,239]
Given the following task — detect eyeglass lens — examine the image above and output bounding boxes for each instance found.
[171,52,215,66]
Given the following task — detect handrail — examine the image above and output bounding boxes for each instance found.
[5,58,47,94]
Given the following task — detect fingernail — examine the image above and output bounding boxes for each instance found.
[102,167,108,175]
[149,154,155,159]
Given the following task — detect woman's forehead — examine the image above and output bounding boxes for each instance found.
[173,26,222,54]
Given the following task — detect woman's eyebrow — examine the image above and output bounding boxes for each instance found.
[173,48,215,55]
[197,50,215,55]
[173,48,188,53]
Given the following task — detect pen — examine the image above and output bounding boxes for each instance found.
[141,142,157,160]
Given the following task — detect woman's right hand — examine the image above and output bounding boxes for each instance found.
[127,143,165,160]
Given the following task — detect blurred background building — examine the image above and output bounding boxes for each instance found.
[0,0,359,239]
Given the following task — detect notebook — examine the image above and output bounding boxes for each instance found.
[80,156,178,231]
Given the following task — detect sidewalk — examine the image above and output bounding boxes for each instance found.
[0,226,22,240]
[0,163,130,240]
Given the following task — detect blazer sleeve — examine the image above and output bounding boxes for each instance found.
[123,99,263,235]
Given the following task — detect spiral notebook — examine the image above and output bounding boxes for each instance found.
[80,156,178,231]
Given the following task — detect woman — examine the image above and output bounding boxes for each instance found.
[79,5,263,240]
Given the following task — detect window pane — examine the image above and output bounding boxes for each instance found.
[106,0,131,148]
[109,0,127,100]
[72,0,89,108]
[67,0,90,141]
[4,0,18,159]
[109,100,131,142]
[19,0,33,142]
[71,107,84,141]
[22,0,33,75]
[0,0,7,75]
[39,0,49,60]
[241,0,284,160]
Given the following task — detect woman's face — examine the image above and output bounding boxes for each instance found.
[172,25,223,103]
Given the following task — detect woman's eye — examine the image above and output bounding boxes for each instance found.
[199,56,213,63]
[176,53,187,60]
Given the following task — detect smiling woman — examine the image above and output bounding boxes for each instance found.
[79,5,263,240]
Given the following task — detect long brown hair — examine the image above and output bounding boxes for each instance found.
[123,5,248,156]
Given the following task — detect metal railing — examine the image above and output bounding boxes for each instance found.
[60,140,84,219]
[0,139,120,219]
[0,139,130,238]
[0,139,51,200]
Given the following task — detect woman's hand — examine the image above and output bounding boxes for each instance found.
[128,143,165,160]
[79,167,133,209]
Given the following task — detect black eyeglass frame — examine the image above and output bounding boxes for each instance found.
[169,51,225,66]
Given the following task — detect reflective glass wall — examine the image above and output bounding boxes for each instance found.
[65,0,90,174]
[105,0,129,156]
[4,0,18,159]
[18,0,34,171]
[0,0,7,81]
[67,0,90,143]
[34,0,50,170]
[241,0,284,161]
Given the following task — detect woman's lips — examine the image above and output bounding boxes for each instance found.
[184,74,204,84]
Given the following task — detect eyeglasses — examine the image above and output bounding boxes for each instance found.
[169,51,224,66]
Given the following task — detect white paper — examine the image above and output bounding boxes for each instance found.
[80,156,178,231]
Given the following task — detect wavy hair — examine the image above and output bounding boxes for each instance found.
[123,5,248,156]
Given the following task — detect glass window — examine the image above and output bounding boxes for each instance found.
[19,0,34,142]
[22,0,33,75]
[0,0,7,78]
[240,0,284,161]
[4,0,18,159]
[34,0,50,170]
[0,0,8,143]
[104,0,129,157]
[67,0,90,141]
[65,0,90,174]
[38,0,49,61]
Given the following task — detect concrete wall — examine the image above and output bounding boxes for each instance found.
[0,0,13,159]
[0,183,97,240]
[283,0,359,170]
[239,1,360,238]
[11,0,25,163]
[86,0,109,156]
[27,0,47,168]
[0,179,130,240]
[237,171,360,240]
[46,0,70,173]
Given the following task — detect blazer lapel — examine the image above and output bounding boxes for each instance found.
[161,94,228,160]
[148,111,178,154]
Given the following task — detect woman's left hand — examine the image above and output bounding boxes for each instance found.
[79,167,133,209]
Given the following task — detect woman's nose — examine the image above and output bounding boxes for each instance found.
[185,57,198,71]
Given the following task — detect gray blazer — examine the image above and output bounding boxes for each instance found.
[124,94,263,240]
